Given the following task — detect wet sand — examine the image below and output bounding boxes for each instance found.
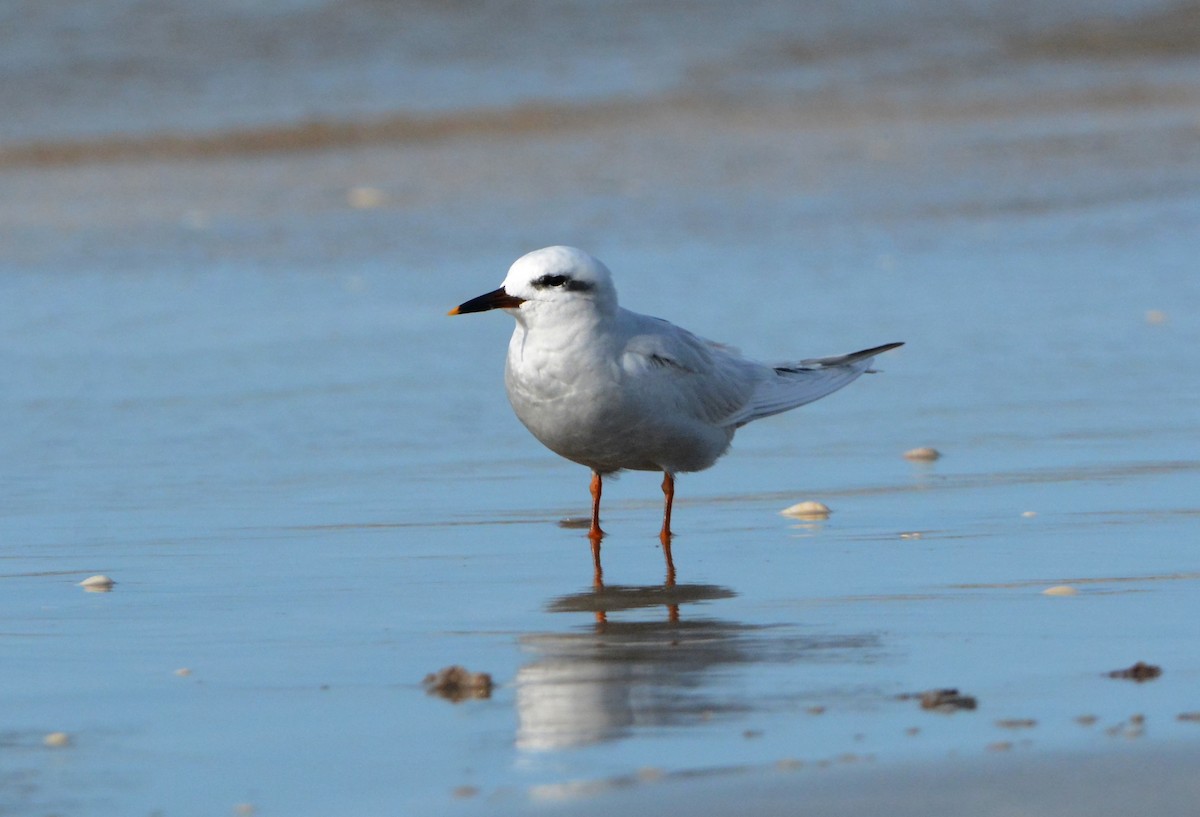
[481,744,1200,816]
[2,0,1199,814]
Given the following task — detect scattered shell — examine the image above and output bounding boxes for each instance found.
[995,718,1037,730]
[43,732,71,748]
[987,741,1013,752]
[1075,715,1098,727]
[79,575,115,591]
[1145,309,1168,325]
[174,668,193,677]
[346,186,388,209]
[1021,511,1038,518]
[780,501,831,520]
[899,531,923,540]
[423,665,493,702]
[1176,712,1200,723]
[451,786,480,799]
[1107,661,1162,682]
[1042,585,1079,596]
[903,447,941,462]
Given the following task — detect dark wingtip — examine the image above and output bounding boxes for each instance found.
[794,342,905,370]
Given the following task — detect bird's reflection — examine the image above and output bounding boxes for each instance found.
[587,530,679,623]
[515,542,880,751]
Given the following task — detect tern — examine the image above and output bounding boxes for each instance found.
[450,246,901,546]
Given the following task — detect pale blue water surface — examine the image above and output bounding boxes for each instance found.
[2,1,1199,815]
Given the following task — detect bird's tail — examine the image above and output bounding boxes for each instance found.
[729,342,903,427]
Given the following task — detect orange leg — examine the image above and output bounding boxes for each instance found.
[588,471,606,623]
[660,471,677,592]
[661,472,678,621]
[589,470,605,541]
[659,472,675,542]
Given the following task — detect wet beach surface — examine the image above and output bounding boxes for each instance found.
[2,0,1199,814]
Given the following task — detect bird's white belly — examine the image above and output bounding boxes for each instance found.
[504,333,732,474]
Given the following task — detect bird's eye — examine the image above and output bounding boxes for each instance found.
[531,273,593,292]
[534,274,570,288]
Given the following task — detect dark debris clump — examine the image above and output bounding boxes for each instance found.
[897,688,978,712]
[1107,661,1162,682]
[423,665,494,702]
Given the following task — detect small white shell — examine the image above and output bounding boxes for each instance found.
[904,447,941,461]
[780,501,831,520]
[43,732,71,748]
[1042,585,1079,596]
[79,575,115,591]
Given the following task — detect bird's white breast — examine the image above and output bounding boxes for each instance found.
[503,309,738,474]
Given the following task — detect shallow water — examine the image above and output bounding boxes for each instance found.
[2,1,1199,814]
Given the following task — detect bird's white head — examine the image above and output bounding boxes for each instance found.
[448,246,617,320]
[503,246,617,315]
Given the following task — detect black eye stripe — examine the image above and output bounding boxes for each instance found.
[532,274,594,292]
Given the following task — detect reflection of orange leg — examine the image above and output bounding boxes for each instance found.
[664,542,679,622]
[590,535,603,587]
[590,537,607,625]
[589,471,605,541]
